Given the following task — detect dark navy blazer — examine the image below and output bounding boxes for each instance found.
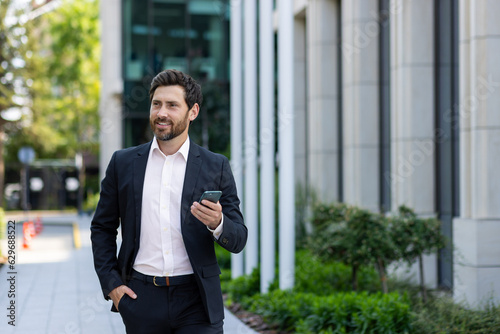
[90,141,247,324]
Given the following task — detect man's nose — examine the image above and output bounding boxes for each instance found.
[156,105,169,118]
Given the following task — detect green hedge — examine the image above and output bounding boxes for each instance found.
[220,197,499,333]
[222,250,381,302]
[215,242,231,270]
[242,290,412,333]
[294,250,380,295]
[222,247,500,333]
[222,266,261,302]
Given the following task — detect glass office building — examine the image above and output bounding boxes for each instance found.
[121,0,230,152]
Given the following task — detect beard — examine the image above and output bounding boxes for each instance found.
[150,111,190,141]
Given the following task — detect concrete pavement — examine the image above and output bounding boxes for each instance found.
[0,213,257,334]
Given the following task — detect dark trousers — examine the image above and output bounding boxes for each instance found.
[118,275,223,334]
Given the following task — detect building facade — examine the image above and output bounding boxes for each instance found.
[278,0,499,306]
[100,0,500,306]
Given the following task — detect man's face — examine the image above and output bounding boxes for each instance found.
[149,85,195,141]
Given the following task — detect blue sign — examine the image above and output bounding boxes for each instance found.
[18,146,35,164]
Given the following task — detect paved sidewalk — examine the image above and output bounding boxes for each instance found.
[0,214,257,334]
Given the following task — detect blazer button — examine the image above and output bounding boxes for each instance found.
[222,237,228,245]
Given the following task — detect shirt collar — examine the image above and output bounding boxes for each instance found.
[150,136,190,161]
[177,137,190,161]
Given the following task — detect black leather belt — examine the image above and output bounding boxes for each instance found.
[131,270,195,287]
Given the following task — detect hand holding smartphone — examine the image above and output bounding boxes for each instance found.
[198,191,222,205]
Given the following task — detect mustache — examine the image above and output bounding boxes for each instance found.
[154,117,173,125]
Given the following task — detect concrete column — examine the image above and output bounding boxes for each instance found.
[294,13,309,240]
[454,0,500,305]
[294,15,307,188]
[243,0,259,275]
[278,0,295,290]
[306,0,340,203]
[341,0,380,212]
[389,0,437,287]
[230,0,244,279]
[259,0,275,293]
[99,0,123,180]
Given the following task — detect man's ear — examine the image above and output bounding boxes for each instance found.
[189,103,200,121]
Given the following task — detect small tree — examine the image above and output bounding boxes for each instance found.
[308,203,397,292]
[310,202,348,228]
[372,215,400,293]
[391,206,446,302]
[344,207,398,293]
[308,203,358,289]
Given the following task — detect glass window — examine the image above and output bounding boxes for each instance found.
[122,0,230,153]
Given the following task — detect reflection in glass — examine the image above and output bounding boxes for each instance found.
[122,0,230,154]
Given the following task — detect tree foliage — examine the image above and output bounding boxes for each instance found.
[308,203,397,291]
[5,0,100,161]
[391,205,446,264]
[1,0,30,206]
[307,202,446,297]
[391,205,447,302]
[0,0,26,118]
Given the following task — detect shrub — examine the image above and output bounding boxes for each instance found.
[220,268,232,285]
[391,206,446,302]
[222,250,381,301]
[222,267,261,301]
[307,204,397,292]
[243,290,412,333]
[294,250,380,295]
[410,296,500,333]
[307,202,447,295]
[215,242,231,270]
[310,202,348,228]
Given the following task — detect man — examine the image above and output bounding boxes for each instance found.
[91,69,247,333]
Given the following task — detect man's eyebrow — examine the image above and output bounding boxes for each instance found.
[152,99,180,103]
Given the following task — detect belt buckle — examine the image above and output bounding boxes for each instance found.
[153,276,170,286]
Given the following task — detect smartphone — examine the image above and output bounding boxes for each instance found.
[199,190,222,204]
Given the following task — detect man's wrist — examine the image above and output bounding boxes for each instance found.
[207,216,224,239]
[207,221,220,231]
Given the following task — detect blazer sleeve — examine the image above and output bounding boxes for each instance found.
[90,152,124,299]
[216,156,247,253]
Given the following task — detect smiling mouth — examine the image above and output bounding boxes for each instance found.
[156,120,172,128]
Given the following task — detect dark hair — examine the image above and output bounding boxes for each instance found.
[149,69,203,109]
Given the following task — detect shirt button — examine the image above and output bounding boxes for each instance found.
[162,205,166,209]
[165,250,169,255]
[163,227,168,231]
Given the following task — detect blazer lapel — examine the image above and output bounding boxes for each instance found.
[181,143,202,224]
[133,141,152,239]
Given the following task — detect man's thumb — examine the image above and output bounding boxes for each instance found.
[125,287,137,299]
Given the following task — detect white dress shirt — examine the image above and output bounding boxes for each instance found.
[133,137,223,277]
